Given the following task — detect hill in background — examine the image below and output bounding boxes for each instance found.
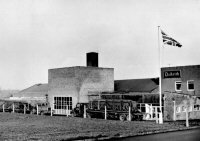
[0,89,20,98]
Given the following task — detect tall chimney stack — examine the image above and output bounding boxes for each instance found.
[86,52,98,67]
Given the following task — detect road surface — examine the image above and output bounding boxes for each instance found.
[114,128,200,141]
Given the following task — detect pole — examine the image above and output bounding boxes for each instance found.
[173,101,176,121]
[66,106,68,116]
[24,104,26,114]
[186,107,189,127]
[51,107,53,116]
[105,106,107,120]
[12,103,15,113]
[128,106,131,121]
[66,105,68,117]
[158,26,163,124]
[3,104,5,113]
[68,105,70,116]
[150,104,153,120]
[37,104,39,115]
[83,105,87,118]
[155,107,158,123]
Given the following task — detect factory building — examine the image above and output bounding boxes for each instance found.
[162,65,200,121]
[48,52,114,115]
[2,51,200,121]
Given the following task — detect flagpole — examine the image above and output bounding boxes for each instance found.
[158,26,163,124]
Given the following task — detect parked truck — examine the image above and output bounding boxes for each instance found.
[86,99,143,121]
[71,103,88,117]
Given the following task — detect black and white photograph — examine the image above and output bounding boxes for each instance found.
[0,0,200,140]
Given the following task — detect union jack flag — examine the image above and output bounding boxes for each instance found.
[161,30,182,47]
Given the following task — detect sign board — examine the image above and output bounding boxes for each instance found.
[164,71,181,78]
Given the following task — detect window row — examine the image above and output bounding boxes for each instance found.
[175,80,194,91]
[176,104,200,113]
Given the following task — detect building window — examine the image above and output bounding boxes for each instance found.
[176,106,181,113]
[194,104,200,111]
[54,97,72,110]
[175,81,182,91]
[187,80,194,91]
[188,105,193,112]
[182,106,186,112]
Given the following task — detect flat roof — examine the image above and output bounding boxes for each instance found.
[162,64,200,69]
[49,66,114,71]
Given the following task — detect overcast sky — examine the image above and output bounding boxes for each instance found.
[0,0,200,90]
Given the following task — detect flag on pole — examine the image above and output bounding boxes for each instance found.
[161,30,182,47]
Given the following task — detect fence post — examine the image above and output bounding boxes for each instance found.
[105,106,107,120]
[12,103,15,113]
[68,105,70,117]
[24,104,26,114]
[66,105,68,117]
[66,106,67,116]
[173,101,176,121]
[51,107,53,116]
[186,107,189,127]
[84,105,87,118]
[67,105,69,117]
[128,106,131,121]
[155,107,158,123]
[36,104,39,115]
[150,104,153,120]
[3,104,5,112]
[159,112,163,124]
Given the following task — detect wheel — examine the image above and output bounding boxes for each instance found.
[135,115,140,121]
[86,113,92,118]
[126,114,133,121]
[119,114,126,121]
[31,109,36,114]
[135,115,143,121]
[132,115,136,120]
[71,113,75,117]
[40,111,44,115]
[139,115,143,121]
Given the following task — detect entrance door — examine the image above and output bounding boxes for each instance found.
[54,97,72,115]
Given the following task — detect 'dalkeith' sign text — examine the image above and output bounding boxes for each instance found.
[164,71,181,78]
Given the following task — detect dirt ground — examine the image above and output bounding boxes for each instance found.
[0,113,199,141]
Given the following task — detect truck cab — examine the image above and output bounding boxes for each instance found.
[71,103,88,117]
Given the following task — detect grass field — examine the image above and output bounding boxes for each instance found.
[0,113,199,141]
